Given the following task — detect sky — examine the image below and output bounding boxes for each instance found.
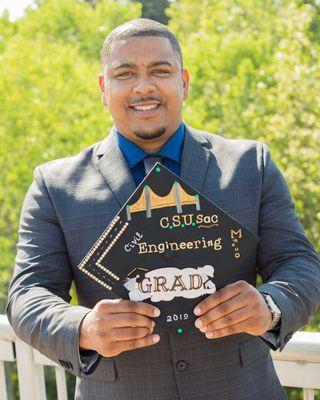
[0,0,36,21]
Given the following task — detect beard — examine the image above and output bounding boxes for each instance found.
[132,126,166,140]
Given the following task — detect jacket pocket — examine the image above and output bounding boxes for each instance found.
[239,336,270,367]
[84,357,117,382]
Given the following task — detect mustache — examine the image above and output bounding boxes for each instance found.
[128,97,162,105]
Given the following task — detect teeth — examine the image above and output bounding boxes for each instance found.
[133,104,158,111]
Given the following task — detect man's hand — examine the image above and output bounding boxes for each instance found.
[194,280,272,339]
[79,299,160,357]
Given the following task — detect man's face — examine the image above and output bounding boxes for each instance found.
[99,36,189,144]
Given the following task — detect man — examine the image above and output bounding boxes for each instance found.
[6,18,320,400]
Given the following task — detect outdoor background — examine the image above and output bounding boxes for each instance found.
[0,0,319,399]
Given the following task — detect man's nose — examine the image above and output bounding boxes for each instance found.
[133,75,155,95]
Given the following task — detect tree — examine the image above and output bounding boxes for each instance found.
[0,3,141,398]
[0,0,140,338]
[133,0,170,24]
[1,1,319,398]
[84,0,171,24]
[168,2,320,395]
[168,0,320,276]
[84,0,101,6]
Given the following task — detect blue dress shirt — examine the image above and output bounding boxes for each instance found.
[115,123,185,185]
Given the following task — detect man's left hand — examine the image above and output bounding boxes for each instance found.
[194,280,272,339]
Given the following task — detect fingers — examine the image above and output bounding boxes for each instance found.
[194,281,248,316]
[205,307,251,333]
[99,332,161,357]
[96,299,160,319]
[105,313,156,330]
[195,293,247,330]
[81,299,162,357]
[205,318,252,339]
[110,326,153,341]
[115,334,160,353]
[193,281,273,338]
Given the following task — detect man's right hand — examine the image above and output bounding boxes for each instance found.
[79,299,161,357]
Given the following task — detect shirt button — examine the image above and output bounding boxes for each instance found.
[176,360,188,372]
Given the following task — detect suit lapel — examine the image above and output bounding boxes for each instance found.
[180,125,211,193]
[95,128,136,207]
[94,125,211,206]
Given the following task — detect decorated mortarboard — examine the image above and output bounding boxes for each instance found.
[78,163,259,335]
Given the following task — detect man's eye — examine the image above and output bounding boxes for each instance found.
[116,72,134,78]
[153,69,170,75]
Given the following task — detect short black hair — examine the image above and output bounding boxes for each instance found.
[101,18,183,69]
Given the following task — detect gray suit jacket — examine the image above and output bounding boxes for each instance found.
[6,126,320,400]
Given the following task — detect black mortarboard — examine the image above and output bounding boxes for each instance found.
[78,163,259,335]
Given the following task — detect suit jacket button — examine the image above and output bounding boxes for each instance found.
[176,360,188,372]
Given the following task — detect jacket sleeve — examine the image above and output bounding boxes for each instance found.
[257,144,320,350]
[6,166,97,377]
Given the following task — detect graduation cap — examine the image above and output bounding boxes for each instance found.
[78,163,259,335]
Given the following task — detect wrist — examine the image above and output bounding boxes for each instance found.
[262,294,281,330]
[79,312,95,351]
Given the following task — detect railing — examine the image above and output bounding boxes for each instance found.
[0,315,319,400]
[0,315,67,400]
[271,330,320,399]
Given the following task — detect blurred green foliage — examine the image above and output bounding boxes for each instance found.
[0,0,319,399]
[133,0,170,24]
[0,0,140,311]
[168,0,320,331]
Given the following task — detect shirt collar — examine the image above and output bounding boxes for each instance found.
[115,130,146,169]
[114,123,185,169]
[157,123,184,163]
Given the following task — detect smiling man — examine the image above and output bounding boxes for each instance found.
[99,23,189,156]
[100,35,188,147]
[6,19,320,400]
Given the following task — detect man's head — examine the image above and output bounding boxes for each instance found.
[99,19,189,149]
[101,18,183,70]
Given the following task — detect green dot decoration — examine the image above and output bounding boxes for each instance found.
[177,328,183,334]
[181,224,185,228]
[192,222,196,226]
[156,167,161,173]
[169,225,173,230]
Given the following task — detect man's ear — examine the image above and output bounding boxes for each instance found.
[181,68,189,100]
[99,73,107,106]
